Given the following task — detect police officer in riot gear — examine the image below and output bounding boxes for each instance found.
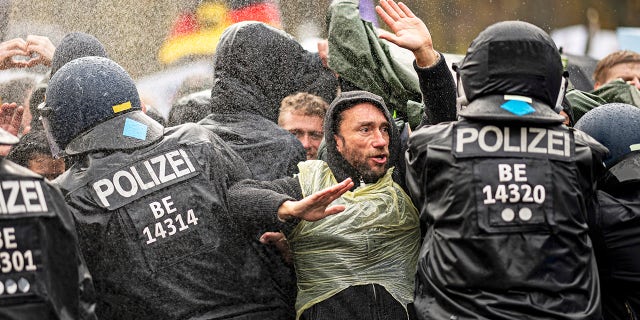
[40,56,295,319]
[406,21,607,319]
[0,123,96,319]
[575,103,640,320]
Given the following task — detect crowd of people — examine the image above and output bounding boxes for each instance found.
[0,0,638,319]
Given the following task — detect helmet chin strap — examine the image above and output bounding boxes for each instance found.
[454,66,469,118]
[554,71,569,114]
[38,102,65,159]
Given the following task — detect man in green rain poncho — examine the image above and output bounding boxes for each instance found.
[229,89,421,320]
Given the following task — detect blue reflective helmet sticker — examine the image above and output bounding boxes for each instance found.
[123,118,148,140]
[500,100,536,116]
[500,100,535,116]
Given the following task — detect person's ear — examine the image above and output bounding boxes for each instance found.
[593,81,602,90]
[334,134,343,153]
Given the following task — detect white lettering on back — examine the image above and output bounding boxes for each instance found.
[91,149,197,208]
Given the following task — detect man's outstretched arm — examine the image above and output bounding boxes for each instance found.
[228,176,354,234]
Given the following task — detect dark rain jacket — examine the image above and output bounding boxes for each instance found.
[55,112,298,319]
[589,152,640,320]
[196,21,338,181]
[194,22,339,317]
[229,90,419,320]
[0,158,96,320]
[406,95,607,320]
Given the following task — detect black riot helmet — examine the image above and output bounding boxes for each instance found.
[456,21,566,120]
[41,56,144,157]
[575,103,640,167]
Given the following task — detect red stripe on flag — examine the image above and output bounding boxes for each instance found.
[229,2,281,27]
[169,13,200,38]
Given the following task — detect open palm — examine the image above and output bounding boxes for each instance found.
[376,0,432,52]
[376,0,438,67]
[278,178,354,222]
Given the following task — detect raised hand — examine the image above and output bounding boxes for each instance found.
[0,103,24,137]
[0,103,23,156]
[0,38,30,69]
[375,0,439,67]
[277,178,354,222]
[25,35,55,67]
[317,39,329,68]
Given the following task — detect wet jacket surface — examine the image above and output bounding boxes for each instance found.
[0,159,96,320]
[195,22,340,316]
[55,114,299,319]
[406,97,606,320]
[589,152,640,320]
[326,0,424,128]
[198,21,338,181]
[199,111,304,181]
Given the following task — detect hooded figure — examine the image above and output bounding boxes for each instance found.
[406,21,606,319]
[196,21,338,180]
[194,22,339,317]
[229,90,420,320]
[0,127,97,320]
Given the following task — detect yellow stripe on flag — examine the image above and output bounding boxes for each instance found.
[112,101,132,113]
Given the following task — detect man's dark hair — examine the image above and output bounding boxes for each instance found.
[0,74,37,105]
[7,129,52,167]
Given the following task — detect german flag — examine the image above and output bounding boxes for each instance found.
[158,0,282,65]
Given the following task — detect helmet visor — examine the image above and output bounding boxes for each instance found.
[38,102,64,159]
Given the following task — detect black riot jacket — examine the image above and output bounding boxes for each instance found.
[0,159,96,320]
[406,95,607,320]
[589,152,640,320]
[55,113,296,319]
[195,22,339,317]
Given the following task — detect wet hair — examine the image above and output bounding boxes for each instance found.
[593,50,640,84]
[0,75,37,105]
[175,74,214,101]
[278,92,328,125]
[50,32,108,78]
[6,129,52,167]
[166,90,211,126]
